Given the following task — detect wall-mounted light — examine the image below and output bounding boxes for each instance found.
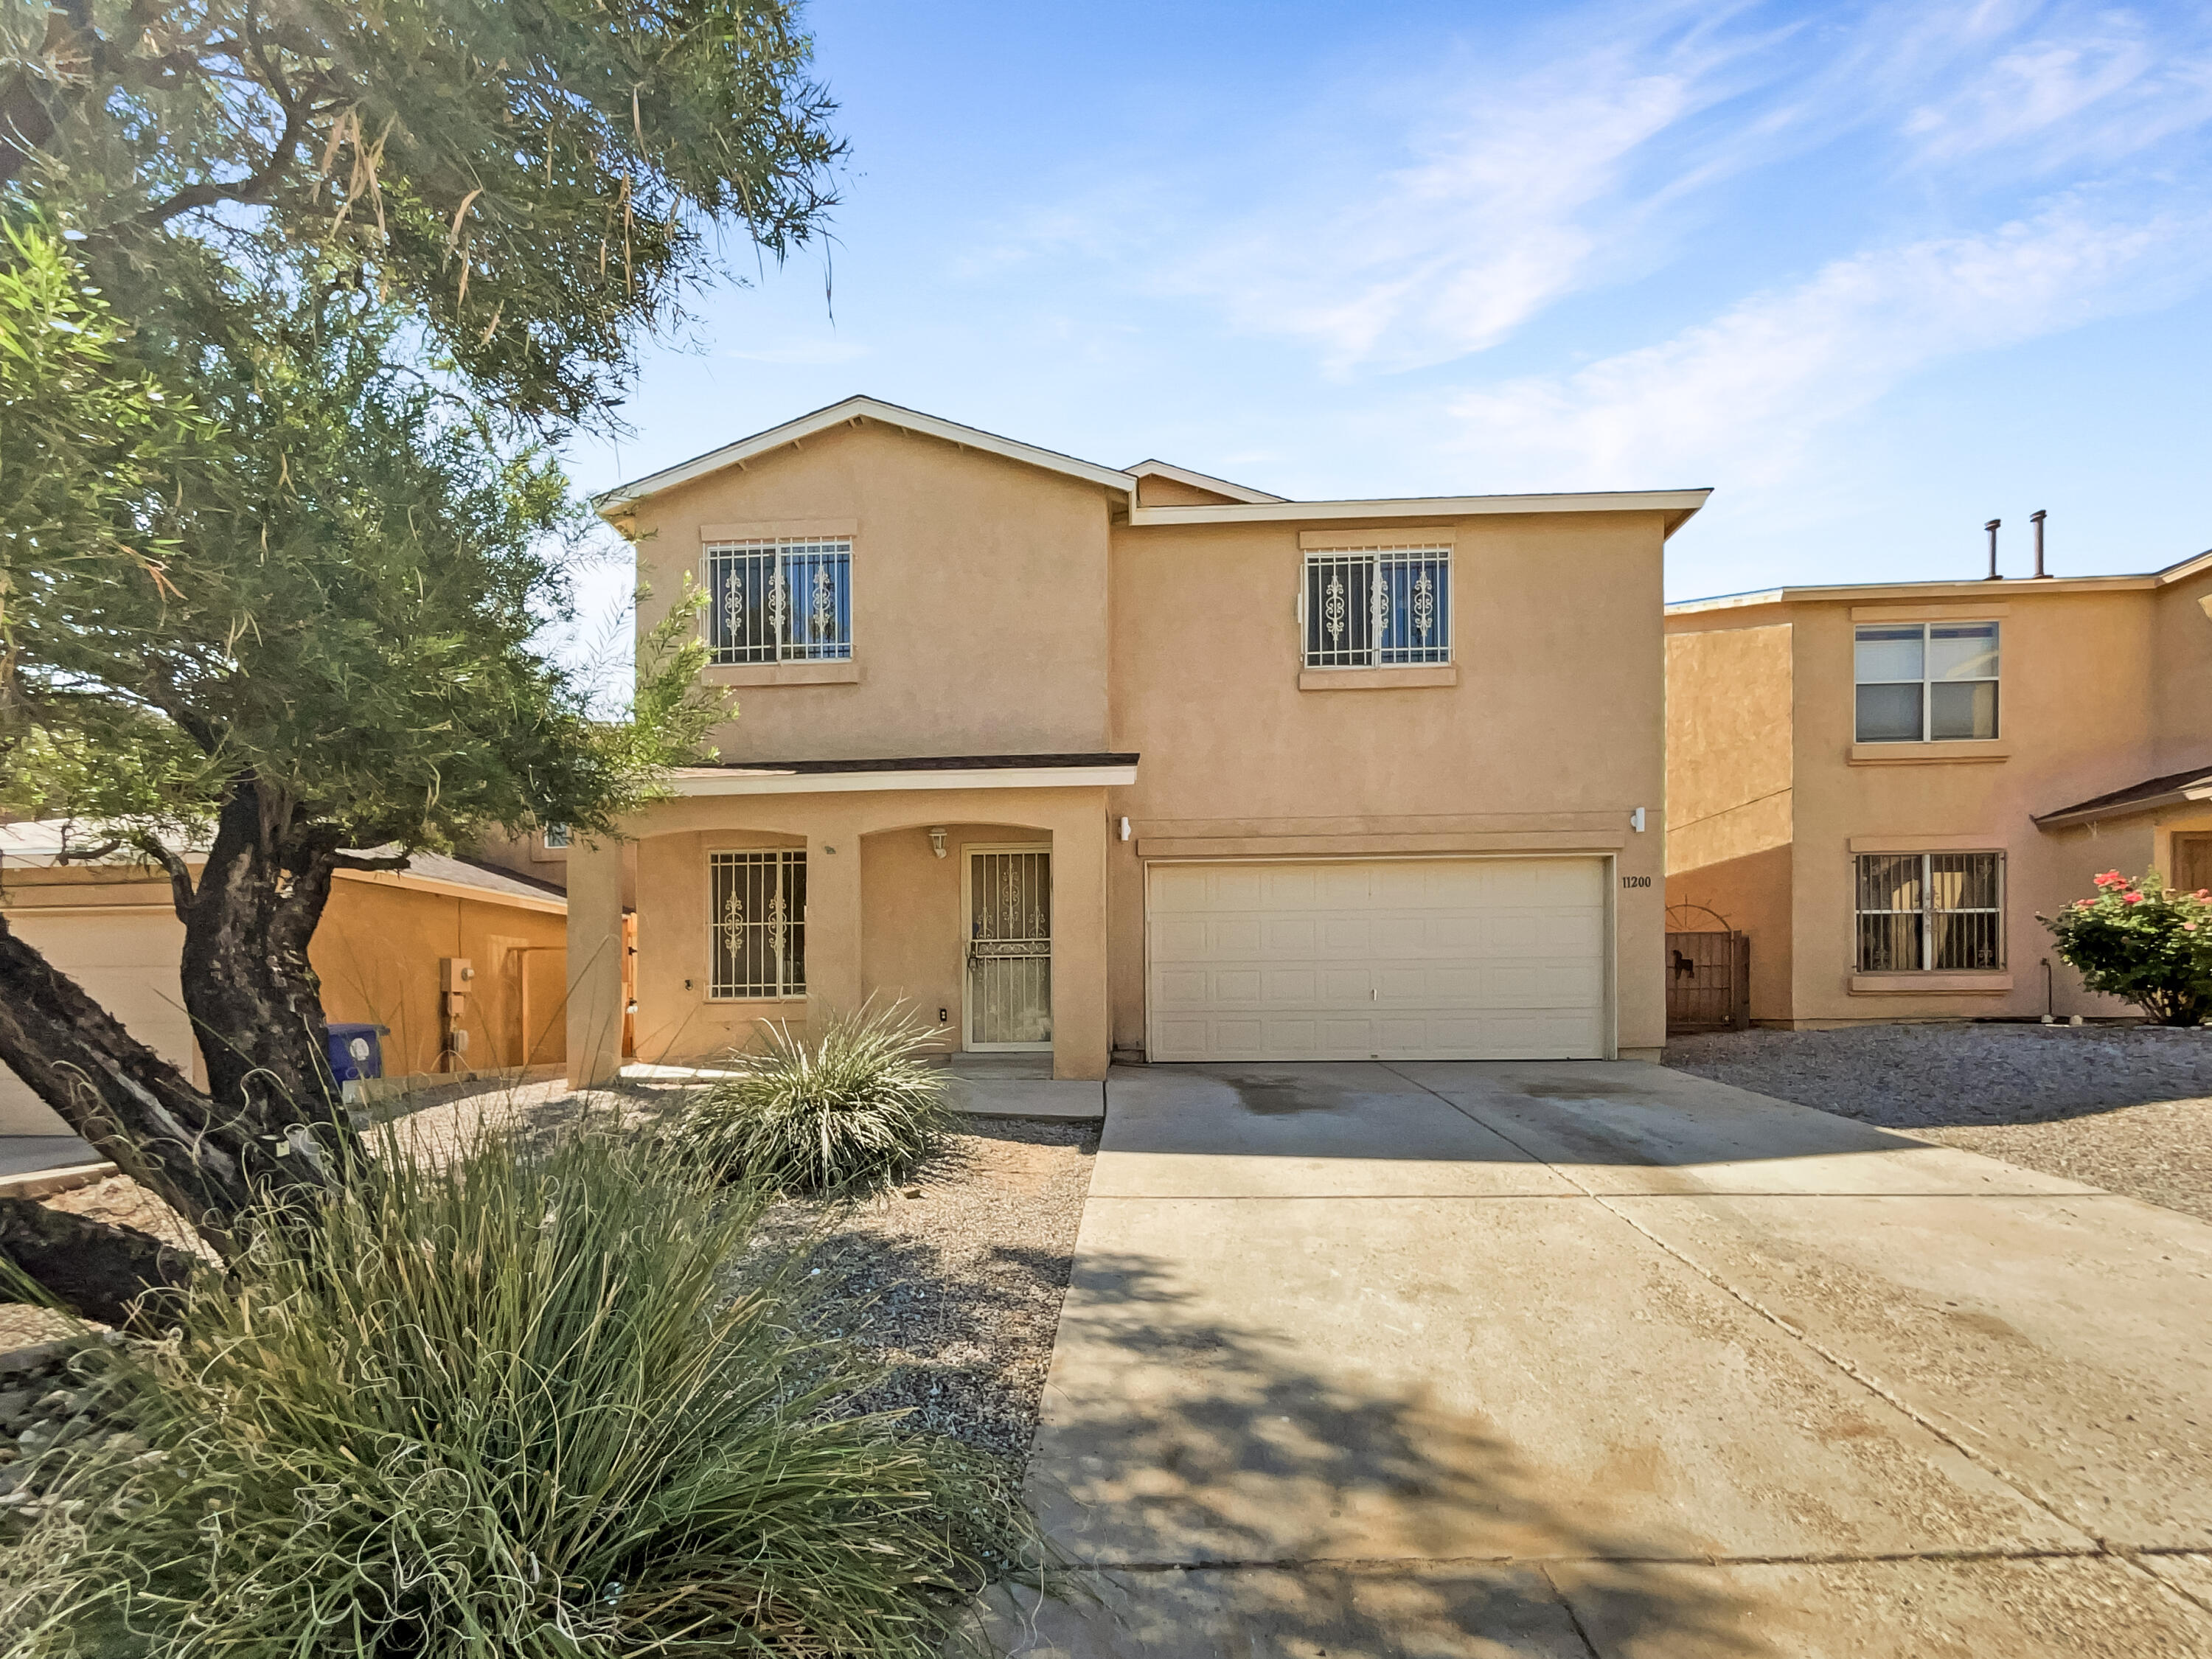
[1119,816,1131,843]
[1630,807,1647,833]
[928,827,947,858]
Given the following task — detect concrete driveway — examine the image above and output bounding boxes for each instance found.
[998,1061,2212,1658]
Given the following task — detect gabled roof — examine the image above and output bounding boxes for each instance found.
[1123,458,1287,504]
[596,394,1139,510]
[2032,764,2212,830]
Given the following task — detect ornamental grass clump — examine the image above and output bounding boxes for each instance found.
[1,1119,1034,1658]
[675,1004,954,1195]
[2042,869,2212,1026]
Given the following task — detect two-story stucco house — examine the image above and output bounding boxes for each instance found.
[563,397,1707,1082]
[1665,548,2212,1026]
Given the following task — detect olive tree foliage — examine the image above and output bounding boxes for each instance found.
[0,0,839,1305]
[0,0,844,427]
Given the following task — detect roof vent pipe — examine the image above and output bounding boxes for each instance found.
[2031,509,2049,577]
[1984,518,2002,580]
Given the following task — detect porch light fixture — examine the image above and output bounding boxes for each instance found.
[1630,807,1646,832]
[1119,816,1131,842]
[928,827,947,858]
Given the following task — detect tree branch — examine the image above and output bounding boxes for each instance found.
[127,832,198,925]
[0,1197,198,1332]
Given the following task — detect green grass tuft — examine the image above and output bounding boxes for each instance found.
[673,1004,955,1197]
[1,1116,1034,1658]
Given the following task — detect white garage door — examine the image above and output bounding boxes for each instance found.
[0,908,194,1134]
[1146,858,1610,1062]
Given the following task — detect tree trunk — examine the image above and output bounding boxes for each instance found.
[0,1199,198,1332]
[180,777,349,1164]
[0,911,267,1253]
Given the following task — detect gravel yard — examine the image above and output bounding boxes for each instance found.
[1665,1022,2212,1222]
[757,1116,1098,1461]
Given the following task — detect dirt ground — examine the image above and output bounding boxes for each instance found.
[1665,1022,2212,1222]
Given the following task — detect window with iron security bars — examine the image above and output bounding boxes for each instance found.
[1303,548,1450,668]
[1854,852,2003,973]
[704,540,852,665]
[709,849,807,998]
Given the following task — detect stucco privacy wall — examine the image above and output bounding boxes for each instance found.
[1107,510,1671,1057]
[1664,622,1795,1021]
[622,421,1113,762]
[1667,571,2212,1026]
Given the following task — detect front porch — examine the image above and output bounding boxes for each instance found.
[566,760,1133,1085]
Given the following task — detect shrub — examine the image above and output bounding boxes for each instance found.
[3,1120,1033,1658]
[674,1004,954,1195]
[2041,869,2212,1026]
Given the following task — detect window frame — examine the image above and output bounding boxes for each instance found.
[1853,620,2000,744]
[1299,545,1453,670]
[707,848,808,1000]
[702,538,855,667]
[1852,850,2006,973]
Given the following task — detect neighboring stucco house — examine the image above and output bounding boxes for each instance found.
[1665,549,2212,1027]
[0,824,568,1133]
[566,396,1705,1083]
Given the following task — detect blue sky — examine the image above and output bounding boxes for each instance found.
[566,0,2212,618]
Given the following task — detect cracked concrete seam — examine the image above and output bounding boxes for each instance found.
[1375,1061,2212,1627]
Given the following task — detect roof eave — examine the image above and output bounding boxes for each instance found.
[595,395,1138,512]
[1123,487,1713,530]
[2033,782,2212,831]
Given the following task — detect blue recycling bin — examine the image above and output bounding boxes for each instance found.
[326,1022,389,1083]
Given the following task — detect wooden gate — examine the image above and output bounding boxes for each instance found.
[1666,911,1749,1034]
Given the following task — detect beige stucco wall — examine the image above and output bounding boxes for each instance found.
[620,421,1114,764]
[1668,577,2212,1026]
[594,786,1110,1080]
[0,866,565,1133]
[1107,509,1671,1055]
[1664,623,1795,1020]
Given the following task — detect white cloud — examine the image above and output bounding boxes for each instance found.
[1441,202,2211,490]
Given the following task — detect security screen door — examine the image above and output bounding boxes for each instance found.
[966,847,1052,1051]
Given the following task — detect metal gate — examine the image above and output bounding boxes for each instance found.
[1666,906,1749,1034]
[966,847,1051,1050]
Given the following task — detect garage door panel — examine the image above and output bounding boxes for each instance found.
[1147,857,1608,1062]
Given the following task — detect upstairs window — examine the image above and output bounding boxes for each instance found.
[709,849,807,998]
[705,539,852,665]
[1303,547,1451,668]
[1854,852,2004,972]
[1854,622,1998,742]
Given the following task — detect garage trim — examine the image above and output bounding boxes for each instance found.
[1141,851,1618,1063]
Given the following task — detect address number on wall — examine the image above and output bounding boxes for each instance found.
[1621,874,1652,888]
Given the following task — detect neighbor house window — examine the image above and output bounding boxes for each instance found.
[1303,546,1451,668]
[1854,622,1998,742]
[542,824,570,849]
[705,539,852,664]
[1854,852,2003,972]
[709,849,807,998]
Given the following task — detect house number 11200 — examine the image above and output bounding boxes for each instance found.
[1621,875,1652,888]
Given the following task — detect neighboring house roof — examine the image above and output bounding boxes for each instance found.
[1667,545,2212,616]
[0,823,565,914]
[2031,765,2212,830]
[1123,458,1287,504]
[595,394,1141,509]
[593,394,1711,535]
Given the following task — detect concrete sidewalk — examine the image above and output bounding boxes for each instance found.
[998,1061,2212,1657]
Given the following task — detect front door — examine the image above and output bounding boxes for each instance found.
[966,846,1052,1050]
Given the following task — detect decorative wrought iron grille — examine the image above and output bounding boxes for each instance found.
[709,849,807,998]
[967,849,1051,1047]
[704,540,853,665]
[1854,852,2003,973]
[1303,548,1450,668]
